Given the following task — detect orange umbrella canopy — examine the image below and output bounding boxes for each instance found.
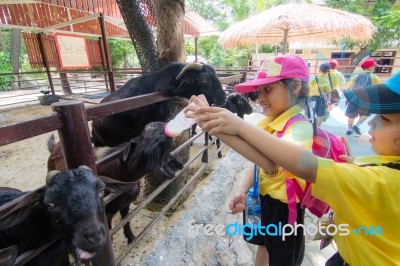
[219,3,377,51]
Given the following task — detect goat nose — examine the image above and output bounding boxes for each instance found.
[84,223,106,245]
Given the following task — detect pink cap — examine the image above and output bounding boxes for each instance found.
[235,55,310,93]
[361,59,376,69]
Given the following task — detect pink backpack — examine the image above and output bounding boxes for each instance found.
[277,115,349,224]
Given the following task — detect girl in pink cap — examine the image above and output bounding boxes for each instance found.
[215,54,313,266]
[185,71,400,266]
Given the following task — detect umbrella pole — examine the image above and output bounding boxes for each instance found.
[283,29,289,54]
[256,40,260,67]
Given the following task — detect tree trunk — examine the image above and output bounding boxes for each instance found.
[344,46,372,75]
[117,0,159,73]
[156,0,186,68]
[10,29,22,88]
[10,29,21,73]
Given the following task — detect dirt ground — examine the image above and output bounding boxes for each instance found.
[0,101,226,265]
[0,103,58,189]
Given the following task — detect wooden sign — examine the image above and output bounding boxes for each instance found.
[54,34,90,69]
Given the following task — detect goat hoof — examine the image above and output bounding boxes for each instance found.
[127,235,135,244]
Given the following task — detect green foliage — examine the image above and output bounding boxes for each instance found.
[258,44,276,53]
[223,0,252,21]
[0,51,13,90]
[185,39,195,55]
[325,0,399,49]
[372,4,400,46]
[186,0,232,30]
[186,0,256,67]
[193,36,252,67]
[109,39,139,68]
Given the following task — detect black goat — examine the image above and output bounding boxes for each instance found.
[244,91,260,103]
[47,122,182,244]
[91,62,227,147]
[223,93,253,119]
[0,167,107,265]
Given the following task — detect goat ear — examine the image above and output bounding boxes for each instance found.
[173,78,191,94]
[0,187,45,231]
[122,140,136,162]
[99,175,137,195]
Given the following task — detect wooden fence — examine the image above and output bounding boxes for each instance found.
[0,91,228,265]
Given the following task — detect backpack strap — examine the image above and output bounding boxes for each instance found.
[276,115,306,138]
[314,75,326,104]
[285,178,298,225]
[327,72,333,90]
[286,178,312,225]
[252,164,260,196]
[275,115,308,225]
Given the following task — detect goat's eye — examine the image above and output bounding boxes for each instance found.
[201,77,208,84]
[99,188,105,197]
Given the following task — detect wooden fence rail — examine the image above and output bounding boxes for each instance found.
[0,91,194,265]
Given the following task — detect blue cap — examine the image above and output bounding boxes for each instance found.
[343,72,400,114]
[319,63,331,73]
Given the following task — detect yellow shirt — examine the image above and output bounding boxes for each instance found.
[346,71,382,88]
[314,155,400,266]
[329,69,345,90]
[257,105,313,202]
[309,73,332,97]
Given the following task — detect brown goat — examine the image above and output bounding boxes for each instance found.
[47,122,183,243]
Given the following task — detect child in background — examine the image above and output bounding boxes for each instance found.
[308,63,332,127]
[185,72,400,266]
[345,58,382,135]
[223,54,313,266]
[329,59,345,91]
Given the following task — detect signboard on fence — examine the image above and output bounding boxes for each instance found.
[55,34,90,69]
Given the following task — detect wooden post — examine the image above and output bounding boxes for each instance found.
[282,28,289,55]
[51,100,116,266]
[195,37,198,62]
[37,33,55,95]
[99,13,115,93]
[52,100,96,170]
[99,37,110,92]
[240,71,247,83]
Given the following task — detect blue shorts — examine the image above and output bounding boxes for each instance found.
[345,102,370,118]
[310,96,326,117]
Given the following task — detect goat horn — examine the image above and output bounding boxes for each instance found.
[46,170,61,185]
[176,62,203,80]
[78,165,92,171]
